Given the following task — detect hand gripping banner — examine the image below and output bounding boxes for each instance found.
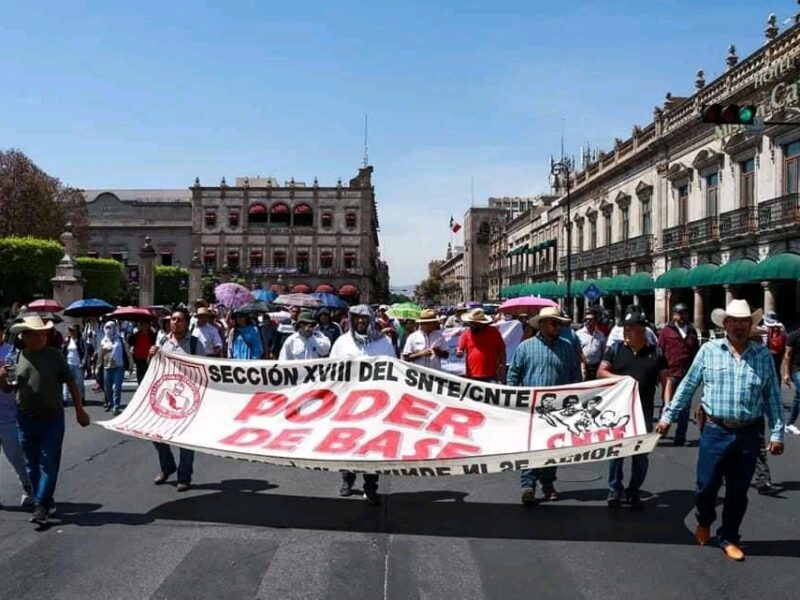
[100,352,659,477]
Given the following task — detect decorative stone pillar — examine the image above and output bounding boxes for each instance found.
[693,287,705,333]
[138,235,156,307]
[614,294,622,318]
[189,250,202,305]
[762,281,776,316]
[723,284,734,306]
[50,227,83,332]
[572,296,579,321]
[632,294,640,307]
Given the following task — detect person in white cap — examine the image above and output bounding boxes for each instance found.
[656,300,784,562]
[402,309,449,371]
[0,316,90,526]
[278,311,331,360]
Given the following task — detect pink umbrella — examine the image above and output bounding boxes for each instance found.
[499,296,558,316]
[214,283,254,309]
[109,306,157,322]
[27,299,64,313]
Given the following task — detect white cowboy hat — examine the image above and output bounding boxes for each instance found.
[10,315,54,334]
[462,308,493,325]
[529,306,571,329]
[415,308,440,323]
[711,299,763,329]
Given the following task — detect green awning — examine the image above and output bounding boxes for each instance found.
[551,282,567,298]
[750,253,800,281]
[625,272,655,295]
[536,281,557,297]
[572,279,589,295]
[606,274,630,294]
[711,258,757,285]
[596,277,614,294]
[684,262,719,288]
[655,266,690,289]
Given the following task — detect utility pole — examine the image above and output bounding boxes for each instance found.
[551,153,574,315]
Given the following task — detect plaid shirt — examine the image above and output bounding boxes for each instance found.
[660,337,784,442]
[507,333,581,387]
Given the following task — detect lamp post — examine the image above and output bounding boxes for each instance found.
[551,155,574,316]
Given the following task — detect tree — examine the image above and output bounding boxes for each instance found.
[0,149,88,250]
[390,293,413,304]
[0,236,63,305]
[415,260,444,304]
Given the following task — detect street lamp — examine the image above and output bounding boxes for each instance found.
[551,154,574,316]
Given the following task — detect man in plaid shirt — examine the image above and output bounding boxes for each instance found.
[656,300,784,562]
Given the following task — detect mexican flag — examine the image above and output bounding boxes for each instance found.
[449,216,462,233]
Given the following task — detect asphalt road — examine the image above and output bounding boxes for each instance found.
[0,382,798,600]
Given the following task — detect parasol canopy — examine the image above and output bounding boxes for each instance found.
[214,283,254,309]
[273,293,321,309]
[63,298,115,318]
[499,296,559,316]
[26,299,63,313]
[108,306,157,322]
[312,292,349,310]
[390,302,422,320]
[252,289,278,303]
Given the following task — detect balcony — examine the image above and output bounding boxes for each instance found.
[719,206,757,238]
[758,193,800,229]
[687,216,718,243]
[662,224,687,251]
[608,240,627,263]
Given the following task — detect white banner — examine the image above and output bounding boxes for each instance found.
[439,320,523,375]
[99,352,658,476]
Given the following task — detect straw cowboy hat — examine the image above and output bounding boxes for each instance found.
[462,308,493,325]
[529,306,571,329]
[711,299,763,329]
[416,309,439,323]
[10,315,54,334]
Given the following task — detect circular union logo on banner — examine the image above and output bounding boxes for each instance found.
[149,374,202,419]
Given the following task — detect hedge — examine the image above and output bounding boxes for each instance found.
[0,236,63,305]
[155,266,189,305]
[75,257,127,303]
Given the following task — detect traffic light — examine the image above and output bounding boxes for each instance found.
[700,104,757,125]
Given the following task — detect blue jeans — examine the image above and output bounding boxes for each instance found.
[519,467,557,490]
[788,370,800,426]
[0,421,32,492]
[695,421,760,546]
[17,412,65,509]
[64,364,85,405]
[609,406,653,495]
[153,442,194,484]
[104,366,124,409]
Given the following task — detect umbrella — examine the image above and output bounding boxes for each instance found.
[146,305,173,317]
[273,293,321,309]
[465,301,483,309]
[26,299,63,313]
[253,289,278,303]
[63,298,115,318]
[312,292,349,310]
[109,306,156,322]
[390,302,422,320]
[499,296,558,316]
[14,311,63,324]
[236,301,271,315]
[214,283,254,309]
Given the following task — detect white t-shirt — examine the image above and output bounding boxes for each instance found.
[279,331,332,361]
[192,323,223,356]
[66,338,82,367]
[330,333,396,359]
[402,329,448,371]
[606,325,658,348]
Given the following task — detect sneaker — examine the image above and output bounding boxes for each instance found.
[673,438,686,447]
[521,488,538,506]
[757,483,779,496]
[541,485,558,501]
[153,471,175,485]
[786,424,800,435]
[607,492,622,508]
[30,505,47,525]
[103,404,111,412]
[363,489,381,506]
[176,482,191,492]
[113,407,122,416]
[339,482,353,497]
[20,491,35,508]
[625,493,644,511]
[48,505,56,516]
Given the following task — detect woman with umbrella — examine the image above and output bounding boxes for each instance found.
[228,310,264,360]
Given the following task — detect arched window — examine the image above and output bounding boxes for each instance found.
[248,203,268,224]
[293,203,313,227]
[270,202,291,226]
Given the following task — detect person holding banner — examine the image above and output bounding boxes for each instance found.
[402,309,449,371]
[656,300,784,562]
[507,307,580,505]
[278,311,331,360]
[330,304,395,504]
[598,310,670,510]
[456,309,506,383]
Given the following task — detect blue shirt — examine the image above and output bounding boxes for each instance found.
[660,337,784,442]
[230,325,264,360]
[507,333,581,388]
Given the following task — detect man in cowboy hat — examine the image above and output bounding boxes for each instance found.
[656,300,784,561]
[0,316,90,526]
[444,303,468,328]
[278,311,331,360]
[508,307,580,505]
[402,309,449,371]
[456,308,506,382]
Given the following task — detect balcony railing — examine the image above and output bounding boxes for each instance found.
[719,206,757,237]
[758,193,800,229]
[608,240,627,263]
[687,216,718,242]
[560,235,653,270]
[662,224,687,251]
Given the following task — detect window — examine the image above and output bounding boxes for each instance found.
[641,194,652,235]
[589,219,597,250]
[740,158,755,207]
[296,250,309,273]
[273,250,286,269]
[321,212,333,228]
[111,252,125,262]
[87,251,99,258]
[576,222,584,252]
[320,250,333,269]
[203,249,216,270]
[270,202,291,226]
[344,251,357,269]
[160,252,173,266]
[249,250,263,269]
[204,211,217,227]
[345,212,357,228]
[677,184,689,225]
[228,210,239,227]
[784,140,800,194]
[604,212,612,245]
[248,203,268,224]
[705,172,719,217]
[620,206,629,241]
[226,250,240,271]
[293,203,313,227]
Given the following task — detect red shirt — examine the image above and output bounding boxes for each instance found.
[767,328,786,356]
[132,330,153,360]
[658,322,699,378]
[457,326,505,379]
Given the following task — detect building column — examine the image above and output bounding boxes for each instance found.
[723,284,734,305]
[189,250,202,304]
[632,294,640,307]
[762,281,775,315]
[139,235,156,307]
[693,287,705,333]
[50,227,84,334]
[614,294,622,317]
[572,296,579,321]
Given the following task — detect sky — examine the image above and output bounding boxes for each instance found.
[1,0,791,285]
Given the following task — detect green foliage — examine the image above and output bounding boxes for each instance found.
[76,257,126,303]
[0,236,63,305]
[390,293,413,304]
[155,266,189,305]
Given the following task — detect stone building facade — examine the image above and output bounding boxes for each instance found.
[439,244,465,305]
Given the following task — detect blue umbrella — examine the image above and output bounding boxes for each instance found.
[63,298,116,318]
[253,289,278,303]
[313,292,349,310]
